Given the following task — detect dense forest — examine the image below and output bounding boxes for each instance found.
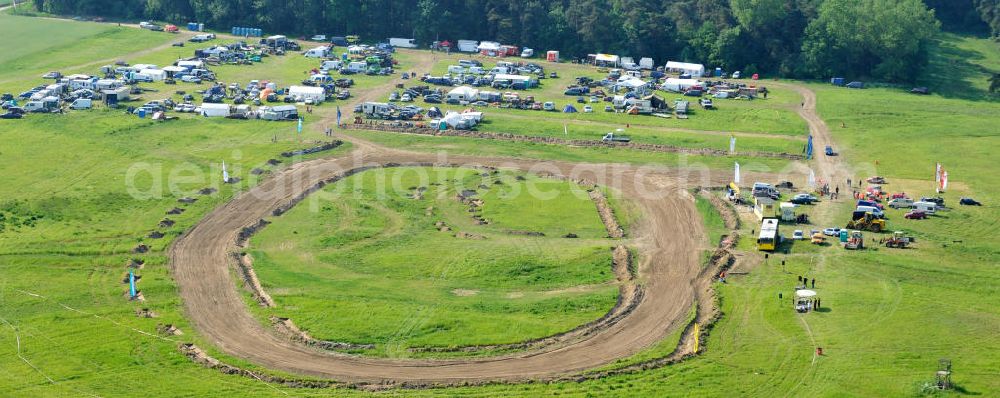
[24,0,1000,82]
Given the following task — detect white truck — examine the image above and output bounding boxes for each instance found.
[457,40,478,53]
[602,130,631,143]
[70,98,92,110]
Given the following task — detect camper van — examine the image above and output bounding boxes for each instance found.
[320,60,343,71]
[361,102,392,117]
[887,197,913,209]
[346,62,367,73]
[303,46,330,58]
[70,98,92,110]
[912,201,938,214]
[447,65,465,74]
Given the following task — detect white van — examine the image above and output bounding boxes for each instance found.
[887,197,913,209]
[468,66,484,75]
[346,62,367,73]
[856,206,884,217]
[458,60,478,68]
[24,101,47,112]
[490,66,510,75]
[447,65,465,74]
[70,98,92,110]
[912,201,937,214]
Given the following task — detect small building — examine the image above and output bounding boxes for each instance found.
[664,61,705,77]
[754,195,777,220]
[780,202,796,222]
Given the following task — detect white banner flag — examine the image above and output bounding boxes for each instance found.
[734,162,741,184]
[808,169,816,188]
[222,160,230,183]
[730,135,736,153]
[941,170,948,191]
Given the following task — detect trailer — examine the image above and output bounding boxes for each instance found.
[388,38,417,48]
[457,40,479,53]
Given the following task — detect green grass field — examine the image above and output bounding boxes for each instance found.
[0,11,998,397]
[248,167,618,353]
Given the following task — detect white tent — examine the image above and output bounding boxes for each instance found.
[593,53,619,66]
[200,103,230,117]
[615,76,648,90]
[138,68,167,81]
[288,85,325,102]
[446,86,479,101]
[177,60,204,69]
[665,61,705,77]
[477,41,501,52]
[660,78,703,92]
[493,74,532,83]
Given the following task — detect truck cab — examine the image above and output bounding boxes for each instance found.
[602,130,630,143]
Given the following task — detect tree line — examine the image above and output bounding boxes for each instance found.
[25,0,1000,83]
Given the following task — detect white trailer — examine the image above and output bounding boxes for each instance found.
[388,38,417,48]
[457,40,478,53]
[200,103,231,117]
[303,46,331,58]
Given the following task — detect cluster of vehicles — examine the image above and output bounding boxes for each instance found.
[421,60,547,89]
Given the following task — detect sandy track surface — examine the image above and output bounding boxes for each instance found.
[170,147,730,384]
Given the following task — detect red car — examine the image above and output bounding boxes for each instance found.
[904,210,927,220]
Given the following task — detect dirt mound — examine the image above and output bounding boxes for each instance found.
[127,258,145,269]
[158,323,183,335]
[451,289,479,296]
[166,207,185,215]
[159,218,175,228]
[455,232,485,240]
[234,252,275,308]
[589,190,624,238]
[132,244,149,253]
[135,308,157,318]
[250,168,266,175]
[564,233,579,238]
[148,231,165,239]
[178,197,197,204]
[198,187,217,195]
[266,159,282,166]
[271,317,374,351]
[504,230,545,237]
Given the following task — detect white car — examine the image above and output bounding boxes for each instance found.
[180,75,202,83]
[583,105,593,113]
[793,230,804,240]
[311,35,328,41]
[823,227,842,236]
[401,93,413,102]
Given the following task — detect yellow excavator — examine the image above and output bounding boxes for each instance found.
[847,212,886,233]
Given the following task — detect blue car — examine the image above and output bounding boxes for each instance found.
[825,145,836,156]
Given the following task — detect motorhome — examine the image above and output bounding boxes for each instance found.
[70,98,92,109]
[260,105,299,120]
[320,60,343,71]
[303,46,331,58]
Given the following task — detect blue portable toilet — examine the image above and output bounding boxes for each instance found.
[831,77,845,86]
[137,108,146,118]
[342,53,348,61]
[839,230,849,243]
[715,67,723,77]
[231,26,237,35]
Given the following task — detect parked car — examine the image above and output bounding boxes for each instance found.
[0,112,22,119]
[423,95,441,104]
[959,197,982,206]
[180,75,202,83]
[311,35,328,41]
[823,227,842,236]
[583,105,593,113]
[791,193,818,204]
[549,72,558,78]
[904,210,928,220]
[792,230,804,240]
[172,42,185,47]
[42,71,62,79]
[400,93,413,102]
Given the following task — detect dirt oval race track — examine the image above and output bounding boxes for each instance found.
[168,140,765,385]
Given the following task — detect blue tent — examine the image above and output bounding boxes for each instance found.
[563,104,578,113]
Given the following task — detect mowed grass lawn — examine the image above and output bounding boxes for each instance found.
[249,167,620,353]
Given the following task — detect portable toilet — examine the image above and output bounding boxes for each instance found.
[137,108,146,118]
[714,67,723,77]
[780,202,796,222]
[187,22,197,31]
[199,23,205,32]
[839,230,849,243]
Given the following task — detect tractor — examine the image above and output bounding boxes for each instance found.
[847,212,886,233]
[884,231,911,249]
[845,230,865,250]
